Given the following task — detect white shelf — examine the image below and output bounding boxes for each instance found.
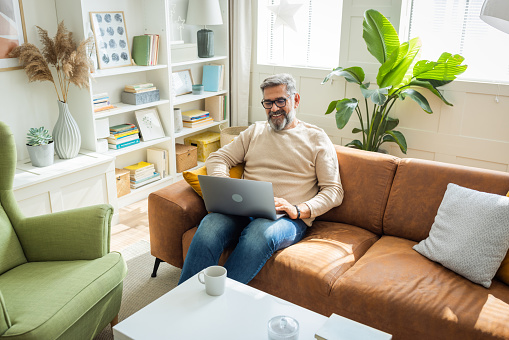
[91,65,168,78]
[175,120,227,139]
[174,90,228,106]
[171,56,227,68]
[106,137,173,157]
[94,100,170,119]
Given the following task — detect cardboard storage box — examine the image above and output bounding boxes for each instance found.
[184,131,221,162]
[175,143,198,172]
[115,168,131,197]
[170,43,198,63]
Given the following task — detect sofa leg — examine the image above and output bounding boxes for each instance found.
[110,314,119,327]
[151,257,163,277]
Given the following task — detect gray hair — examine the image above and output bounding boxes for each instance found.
[260,73,297,96]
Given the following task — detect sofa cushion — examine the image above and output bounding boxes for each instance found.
[0,252,126,339]
[384,158,509,242]
[182,221,380,316]
[414,183,509,288]
[317,146,399,235]
[330,236,509,340]
[182,164,244,197]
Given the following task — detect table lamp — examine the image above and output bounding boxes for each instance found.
[186,0,223,58]
[480,0,509,34]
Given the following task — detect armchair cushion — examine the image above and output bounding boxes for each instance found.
[0,202,26,275]
[0,291,10,336]
[0,252,126,339]
[14,204,113,262]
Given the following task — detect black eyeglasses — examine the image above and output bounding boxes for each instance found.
[261,96,291,109]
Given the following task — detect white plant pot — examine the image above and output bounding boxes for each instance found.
[27,141,54,167]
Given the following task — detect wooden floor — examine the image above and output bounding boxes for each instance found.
[111,198,150,252]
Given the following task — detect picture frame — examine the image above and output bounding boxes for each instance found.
[0,0,26,71]
[135,108,165,142]
[89,11,132,69]
[171,69,193,96]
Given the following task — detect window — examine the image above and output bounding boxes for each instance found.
[406,0,509,83]
[257,0,342,69]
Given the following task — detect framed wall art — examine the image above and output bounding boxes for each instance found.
[0,0,26,71]
[135,108,165,141]
[89,11,132,69]
[171,69,193,96]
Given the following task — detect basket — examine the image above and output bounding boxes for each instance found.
[220,126,249,147]
[175,144,198,172]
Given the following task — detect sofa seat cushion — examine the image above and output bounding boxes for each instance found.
[182,221,380,315]
[330,236,509,340]
[0,252,126,339]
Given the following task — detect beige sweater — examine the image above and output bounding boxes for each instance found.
[206,120,344,226]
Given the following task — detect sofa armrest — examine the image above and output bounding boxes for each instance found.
[14,204,113,262]
[0,290,11,336]
[148,180,207,268]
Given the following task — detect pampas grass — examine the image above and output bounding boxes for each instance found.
[9,21,92,103]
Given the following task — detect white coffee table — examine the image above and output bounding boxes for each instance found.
[113,274,327,339]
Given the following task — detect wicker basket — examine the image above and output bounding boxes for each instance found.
[220,126,249,147]
[175,144,198,172]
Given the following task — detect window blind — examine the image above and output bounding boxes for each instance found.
[257,0,341,68]
[407,0,509,83]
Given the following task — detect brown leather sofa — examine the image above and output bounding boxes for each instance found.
[148,145,509,339]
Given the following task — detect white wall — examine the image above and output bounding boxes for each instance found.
[249,0,509,172]
[0,0,58,162]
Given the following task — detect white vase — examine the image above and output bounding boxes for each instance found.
[53,100,81,159]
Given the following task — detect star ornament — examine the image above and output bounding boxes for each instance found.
[267,0,304,32]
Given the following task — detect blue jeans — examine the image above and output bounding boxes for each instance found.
[178,213,308,284]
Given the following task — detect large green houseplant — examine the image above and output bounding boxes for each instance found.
[322,9,467,154]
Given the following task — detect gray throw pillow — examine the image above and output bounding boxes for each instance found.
[413,183,509,288]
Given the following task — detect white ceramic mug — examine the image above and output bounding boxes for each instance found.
[198,266,227,296]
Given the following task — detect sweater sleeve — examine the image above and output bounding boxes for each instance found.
[303,135,344,218]
[205,125,254,177]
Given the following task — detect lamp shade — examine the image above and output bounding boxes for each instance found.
[480,0,509,34]
[186,0,223,26]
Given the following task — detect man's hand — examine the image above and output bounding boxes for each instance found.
[274,197,310,220]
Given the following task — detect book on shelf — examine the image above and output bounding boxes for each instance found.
[132,35,151,66]
[93,92,109,100]
[202,64,224,92]
[124,87,157,94]
[130,167,156,181]
[130,171,158,184]
[182,117,214,128]
[110,123,136,132]
[223,94,228,120]
[124,161,154,174]
[108,138,140,150]
[181,109,210,121]
[94,105,116,113]
[147,34,160,65]
[107,133,139,144]
[125,83,154,90]
[205,95,225,122]
[93,98,109,105]
[147,147,169,178]
[109,129,140,139]
[130,172,161,189]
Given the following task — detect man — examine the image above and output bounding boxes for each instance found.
[178,73,343,284]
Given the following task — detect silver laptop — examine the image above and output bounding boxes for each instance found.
[198,175,285,220]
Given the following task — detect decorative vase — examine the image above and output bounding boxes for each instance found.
[53,100,81,159]
[26,141,54,167]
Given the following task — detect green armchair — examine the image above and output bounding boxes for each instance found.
[0,122,127,339]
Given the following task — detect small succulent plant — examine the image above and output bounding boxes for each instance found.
[27,127,53,146]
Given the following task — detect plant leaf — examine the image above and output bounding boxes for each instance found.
[322,66,365,85]
[415,52,467,82]
[335,98,358,129]
[370,86,390,105]
[362,9,400,64]
[325,100,338,115]
[400,89,433,113]
[385,116,399,131]
[408,79,453,106]
[360,83,376,98]
[346,140,363,149]
[352,128,364,134]
[383,130,408,154]
[379,37,421,90]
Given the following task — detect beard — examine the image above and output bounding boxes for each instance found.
[268,108,296,131]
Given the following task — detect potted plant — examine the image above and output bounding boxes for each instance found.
[26,127,54,167]
[9,21,92,159]
[322,9,468,154]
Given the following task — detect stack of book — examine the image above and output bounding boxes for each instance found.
[108,123,140,150]
[124,83,157,93]
[93,93,115,113]
[124,161,161,189]
[181,109,214,128]
[132,34,160,66]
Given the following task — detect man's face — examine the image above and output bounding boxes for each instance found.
[262,85,297,131]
